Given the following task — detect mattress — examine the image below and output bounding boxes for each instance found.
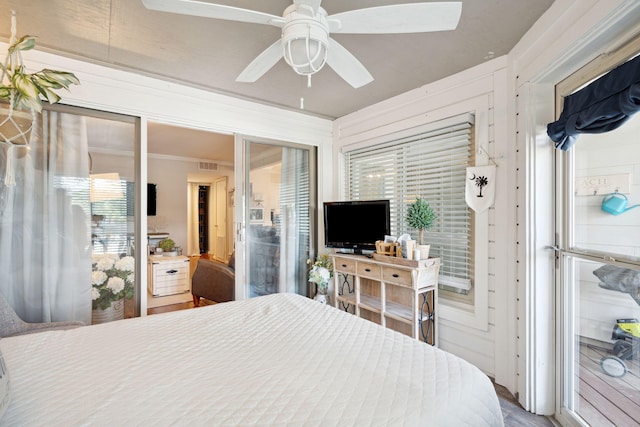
[0,293,504,426]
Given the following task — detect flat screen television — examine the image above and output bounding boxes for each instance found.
[323,200,390,253]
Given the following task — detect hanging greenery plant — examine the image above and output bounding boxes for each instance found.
[0,11,80,187]
[0,24,80,114]
[406,197,437,245]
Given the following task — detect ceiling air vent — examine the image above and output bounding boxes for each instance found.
[198,161,218,171]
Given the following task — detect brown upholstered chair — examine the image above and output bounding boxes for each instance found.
[191,254,235,305]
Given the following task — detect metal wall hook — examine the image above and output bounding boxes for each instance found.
[477,144,498,166]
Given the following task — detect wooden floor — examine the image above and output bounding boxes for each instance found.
[147,299,214,315]
[495,383,555,426]
[577,343,640,427]
[148,299,555,426]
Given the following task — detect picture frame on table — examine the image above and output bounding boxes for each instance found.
[249,207,264,224]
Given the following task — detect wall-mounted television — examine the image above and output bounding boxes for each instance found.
[147,183,157,216]
[323,200,390,254]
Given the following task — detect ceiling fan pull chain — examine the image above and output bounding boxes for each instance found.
[307,74,312,88]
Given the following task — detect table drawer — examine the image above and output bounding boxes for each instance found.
[382,266,413,287]
[333,257,356,274]
[357,261,381,280]
[154,270,188,284]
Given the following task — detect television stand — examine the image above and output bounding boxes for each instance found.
[331,253,440,346]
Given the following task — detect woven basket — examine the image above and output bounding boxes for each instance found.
[0,106,33,145]
[375,240,400,256]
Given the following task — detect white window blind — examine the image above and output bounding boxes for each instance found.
[344,117,473,291]
[53,175,131,256]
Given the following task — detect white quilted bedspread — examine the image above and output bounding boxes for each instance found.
[0,293,504,426]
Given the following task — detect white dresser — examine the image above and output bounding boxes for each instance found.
[148,256,190,297]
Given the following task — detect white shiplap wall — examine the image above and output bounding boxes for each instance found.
[333,2,640,407]
[333,57,512,384]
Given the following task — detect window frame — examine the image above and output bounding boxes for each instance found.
[337,98,491,331]
[343,115,475,298]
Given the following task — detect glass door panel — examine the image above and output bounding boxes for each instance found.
[0,107,139,325]
[560,114,640,425]
[561,255,640,426]
[237,138,314,299]
[87,115,138,323]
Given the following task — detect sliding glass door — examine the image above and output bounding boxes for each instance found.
[0,105,140,325]
[557,114,640,426]
[234,136,316,300]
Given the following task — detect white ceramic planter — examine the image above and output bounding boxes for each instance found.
[418,244,431,259]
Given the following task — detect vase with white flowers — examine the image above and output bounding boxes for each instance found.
[307,254,333,304]
[91,254,135,324]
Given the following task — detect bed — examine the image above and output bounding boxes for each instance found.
[0,293,504,426]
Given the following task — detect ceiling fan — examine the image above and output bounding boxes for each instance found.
[142,0,462,88]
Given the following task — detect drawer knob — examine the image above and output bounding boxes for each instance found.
[166,269,178,274]
[392,273,399,278]
[341,264,347,268]
[365,268,371,272]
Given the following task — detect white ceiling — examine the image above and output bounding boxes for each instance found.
[1,0,554,120]
[85,117,234,162]
[147,122,234,162]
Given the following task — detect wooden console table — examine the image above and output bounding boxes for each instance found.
[331,253,440,346]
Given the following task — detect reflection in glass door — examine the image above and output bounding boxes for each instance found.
[0,106,139,325]
[87,114,138,323]
[559,115,640,426]
[238,139,315,299]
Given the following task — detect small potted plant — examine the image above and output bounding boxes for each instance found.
[406,197,437,259]
[158,238,176,256]
[0,11,80,145]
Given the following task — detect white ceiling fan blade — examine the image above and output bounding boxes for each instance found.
[236,40,283,83]
[142,0,285,27]
[328,2,461,34]
[326,38,373,88]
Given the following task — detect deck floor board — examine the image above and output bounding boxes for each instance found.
[579,343,640,427]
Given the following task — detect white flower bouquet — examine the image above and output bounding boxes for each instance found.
[91,254,135,310]
[307,254,333,294]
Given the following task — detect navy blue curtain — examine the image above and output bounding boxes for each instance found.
[547,54,640,151]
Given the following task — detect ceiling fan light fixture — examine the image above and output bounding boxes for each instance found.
[283,33,327,75]
[281,6,328,76]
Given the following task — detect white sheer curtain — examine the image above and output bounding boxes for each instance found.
[187,182,200,256]
[0,110,91,324]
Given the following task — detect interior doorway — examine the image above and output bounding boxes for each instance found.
[147,122,234,310]
[190,177,228,262]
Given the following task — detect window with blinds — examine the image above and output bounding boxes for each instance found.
[344,116,474,294]
[54,175,131,256]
